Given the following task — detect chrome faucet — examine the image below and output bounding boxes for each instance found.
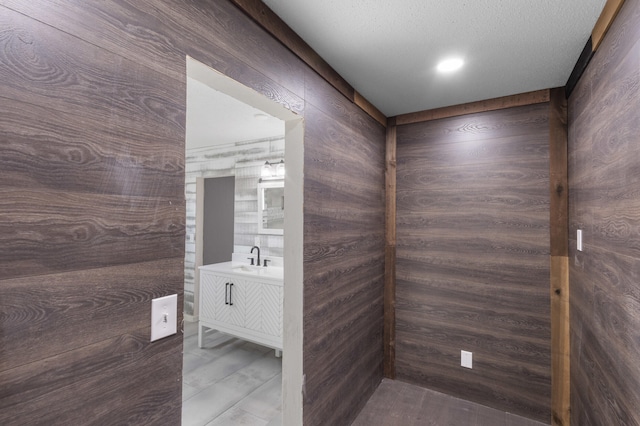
[250,246,260,267]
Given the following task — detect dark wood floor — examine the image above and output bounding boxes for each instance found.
[352,379,548,426]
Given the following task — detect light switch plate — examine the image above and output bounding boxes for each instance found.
[461,350,473,369]
[151,294,177,342]
[577,229,583,251]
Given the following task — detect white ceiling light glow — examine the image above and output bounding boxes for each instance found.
[437,57,464,73]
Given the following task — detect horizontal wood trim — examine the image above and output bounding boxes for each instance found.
[394,89,550,125]
[229,0,387,126]
[550,255,570,426]
[592,0,626,51]
[355,91,387,127]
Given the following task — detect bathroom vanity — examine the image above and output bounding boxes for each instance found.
[198,261,283,355]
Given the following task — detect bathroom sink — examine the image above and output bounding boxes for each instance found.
[233,265,262,273]
[231,264,283,279]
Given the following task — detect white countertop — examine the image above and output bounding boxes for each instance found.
[199,261,284,284]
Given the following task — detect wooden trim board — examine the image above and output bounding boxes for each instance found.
[551,255,570,426]
[592,0,626,51]
[549,88,570,426]
[549,88,569,257]
[384,120,397,378]
[355,91,387,127]
[393,89,550,125]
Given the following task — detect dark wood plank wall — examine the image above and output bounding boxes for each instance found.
[302,70,386,425]
[395,104,552,422]
[0,1,386,425]
[568,0,640,425]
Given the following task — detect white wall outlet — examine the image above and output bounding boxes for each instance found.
[461,350,473,369]
[577,229,583,251]
[151,294,177,342]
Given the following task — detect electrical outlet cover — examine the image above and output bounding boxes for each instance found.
[461,350,473,369]
[151,294,177,342]
[577,229,583,251]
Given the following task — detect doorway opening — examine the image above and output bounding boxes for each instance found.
[183,56,303,425]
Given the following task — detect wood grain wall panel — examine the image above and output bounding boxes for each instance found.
[227,0,355,103]
[0,0,307,98]
[0,0,183,80]
[0,330,182,426]
[0,0,305,118]
[0,259,182,372]
[567,240,598,426]
[0,8,185,135]
[0,97,183,198]
[0,189,183,280]
[304,69,385,138]
[568,1,640,425]
[151,0,307,97]
[303,101,386,426]
[395,104,551,422]
[1,1,386,424]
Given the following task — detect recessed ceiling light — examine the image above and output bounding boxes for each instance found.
[254,113,269,120]
[437,57,464,73]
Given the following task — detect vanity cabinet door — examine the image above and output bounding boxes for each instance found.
[261,284,282,337]
[223,278,245,327]
[200,272,245,327]
[244,281,282,337]
[200,272,224,321]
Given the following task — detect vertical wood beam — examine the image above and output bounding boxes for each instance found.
[549,87,570,426]
[384,118,397,378]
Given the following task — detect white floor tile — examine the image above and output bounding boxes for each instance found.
[237,374,282,420]
[183,382,202,402]
[182,323,283,426]
[205,407,269,426]
[183,345,268,390]
[265,412,282,426]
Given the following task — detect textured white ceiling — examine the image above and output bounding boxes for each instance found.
[262,0,607,116]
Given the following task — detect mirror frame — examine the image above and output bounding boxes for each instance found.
[258,179,284,235]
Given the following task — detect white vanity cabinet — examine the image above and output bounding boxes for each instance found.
[198,263,283,353]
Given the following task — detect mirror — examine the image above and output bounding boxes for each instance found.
[258,180,284,234]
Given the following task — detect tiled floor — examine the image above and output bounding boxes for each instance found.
[183,322,547,426]
[182,321,283,426]
[352,378,549,426]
